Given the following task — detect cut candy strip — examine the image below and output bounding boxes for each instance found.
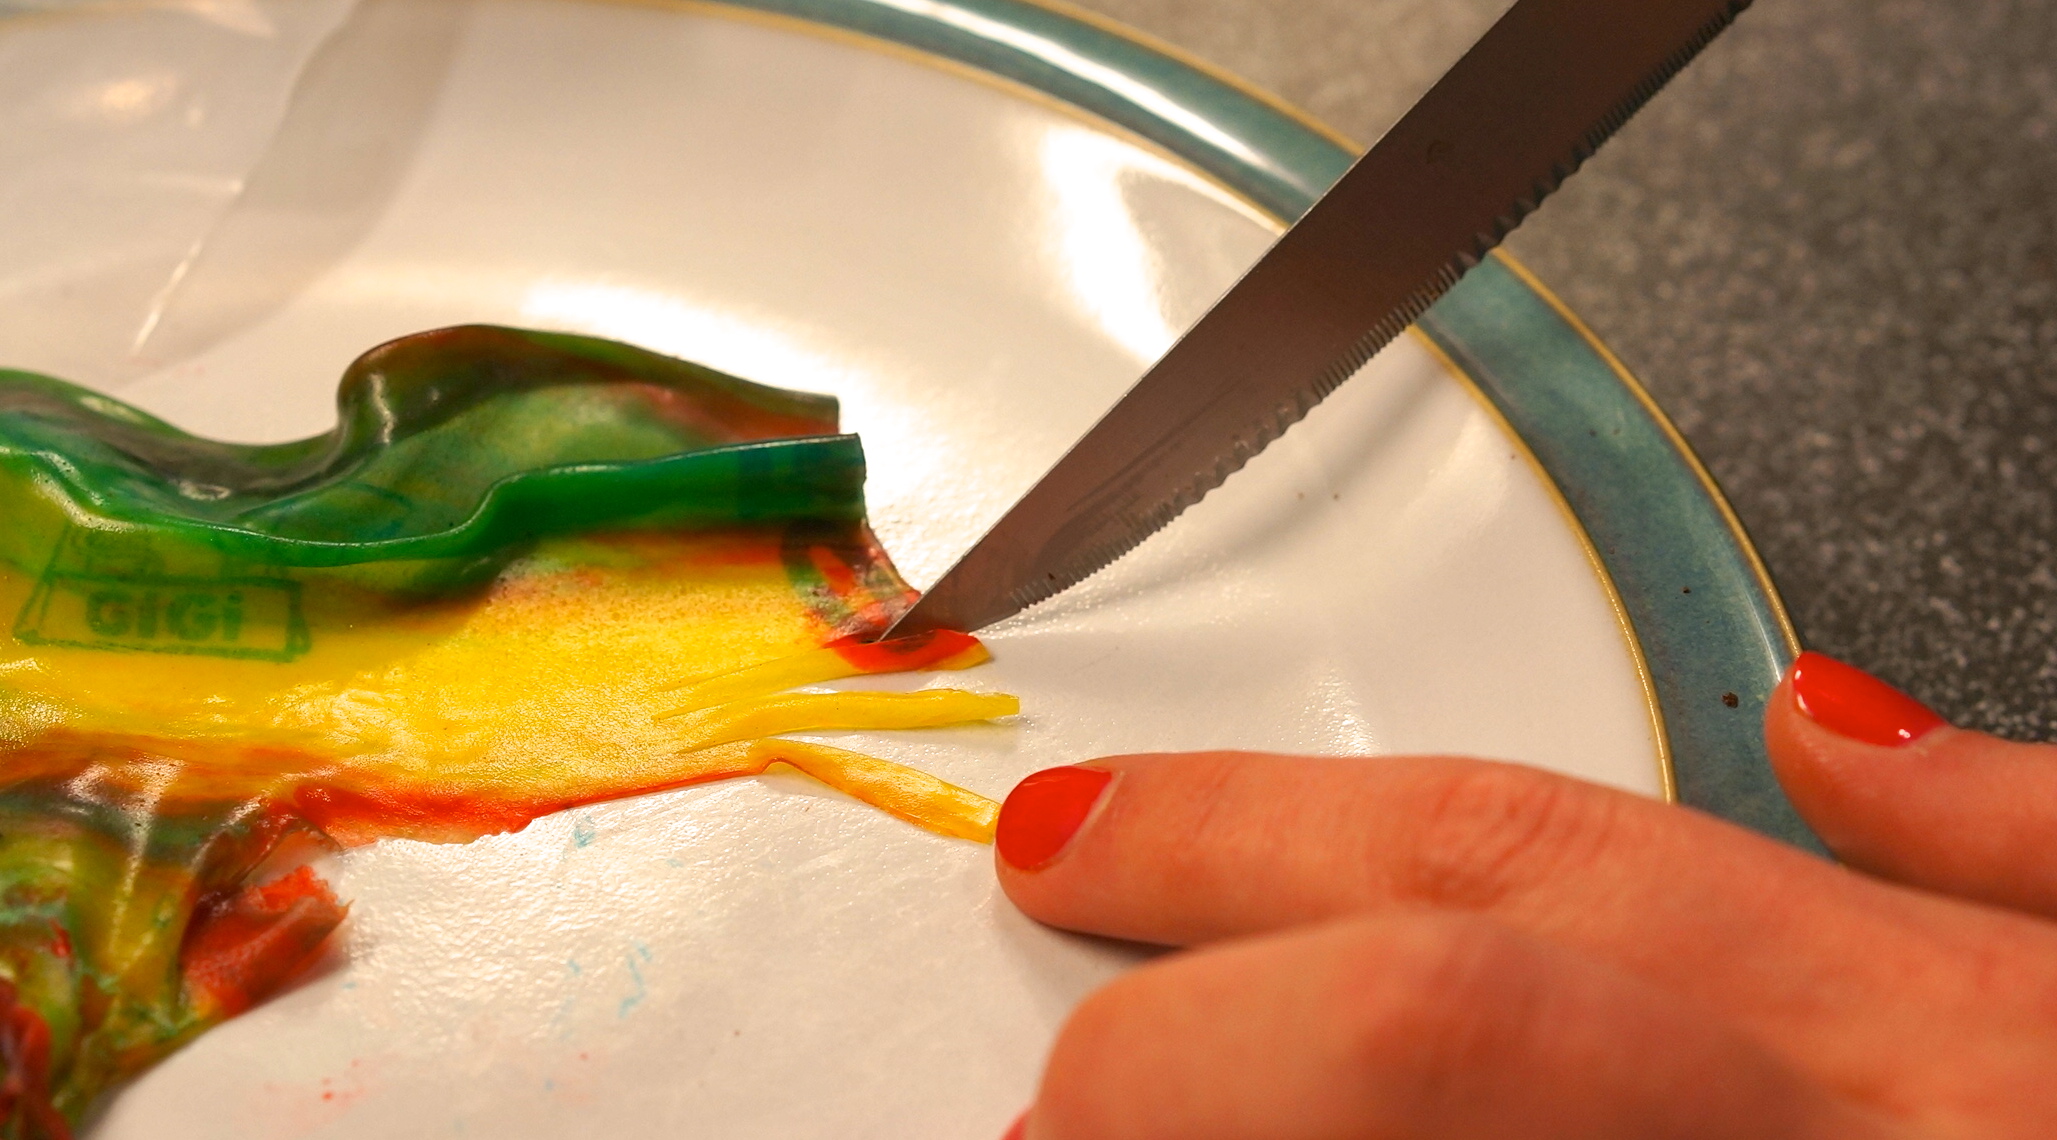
[664,740,1001,843]
[656,689,1020,751]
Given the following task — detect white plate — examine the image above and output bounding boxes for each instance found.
[4,2,1697,1136]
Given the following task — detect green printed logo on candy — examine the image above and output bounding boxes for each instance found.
[17,576,306,661]
[13,530,310,662]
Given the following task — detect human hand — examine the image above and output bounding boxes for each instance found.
[993,652,2057,1139]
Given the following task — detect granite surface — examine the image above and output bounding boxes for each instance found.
[1073,0,2057,739]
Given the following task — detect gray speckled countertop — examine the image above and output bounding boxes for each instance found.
[1076,0,2057,739]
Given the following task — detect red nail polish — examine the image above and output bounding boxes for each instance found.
[1789,651,1946,747]
[996,766,1113,871]
[1000,1110,1028,1140]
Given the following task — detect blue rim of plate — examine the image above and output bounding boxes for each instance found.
[699,0,1818,850]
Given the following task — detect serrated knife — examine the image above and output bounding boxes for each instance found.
[888,0,1752,637]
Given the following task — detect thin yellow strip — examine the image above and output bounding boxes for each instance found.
[658,688,1020,750]
[675,740,1001,840]
[758,739,1001,841]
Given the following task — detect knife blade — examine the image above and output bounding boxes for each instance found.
[888,0,1751,637]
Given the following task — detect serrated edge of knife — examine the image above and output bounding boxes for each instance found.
[989,0,1755,622]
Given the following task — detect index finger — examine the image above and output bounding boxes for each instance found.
[997,751,1833,953]
[992,752,2057,1112]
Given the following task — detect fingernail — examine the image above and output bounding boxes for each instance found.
[1789,651,1946,747]
[1000,1109,1028,1140]
[996,766,1113,871]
